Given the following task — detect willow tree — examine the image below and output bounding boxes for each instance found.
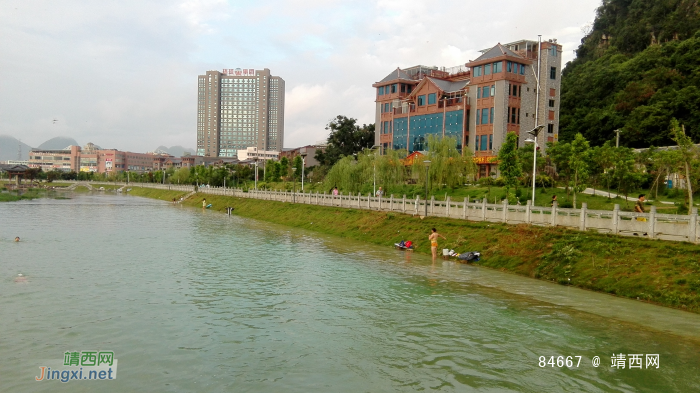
[497,132,522,201]
[411,135,477,194]
[568,133,591,209]
[323,148,406,194]
[670,119,697,208]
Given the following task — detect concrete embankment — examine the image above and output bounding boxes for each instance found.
[129,188,700,314]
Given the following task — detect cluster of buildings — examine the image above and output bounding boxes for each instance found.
[23,143,323,175]
[197,40,563,178]
[26,143,180,174]
[17,40,564,178]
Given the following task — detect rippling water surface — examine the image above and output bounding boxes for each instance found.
[1,194,699,392]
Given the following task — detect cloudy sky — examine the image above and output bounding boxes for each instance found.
[0,0,601,152]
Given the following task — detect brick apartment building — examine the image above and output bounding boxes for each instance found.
[374,39,562,177]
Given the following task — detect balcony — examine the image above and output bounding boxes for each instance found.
[393,105,416,115]
[438,96,469,108]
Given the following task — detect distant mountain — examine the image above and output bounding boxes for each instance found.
[155,145,196,157]
[37,136,79,150]
[0,135,33,161]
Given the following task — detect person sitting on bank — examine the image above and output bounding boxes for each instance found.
[634,194,648,236]
[376,187,384,197]
[635,194,646,214]
[551,195,557,207]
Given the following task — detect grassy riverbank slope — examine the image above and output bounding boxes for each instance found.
[149,189,700,313]
[0,188,46,202]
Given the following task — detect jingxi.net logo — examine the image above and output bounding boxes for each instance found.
[35,351,117,383]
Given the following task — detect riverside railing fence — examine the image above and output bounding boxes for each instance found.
[67,181,699,244]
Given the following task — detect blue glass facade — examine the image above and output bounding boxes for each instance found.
[391,110,464,153]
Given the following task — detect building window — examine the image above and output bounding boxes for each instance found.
[378,87,384,95]
[490,85,495,97]
[511,107,517,124]
[482,86,489,98]
[473,66,482,77]
[481,109,489,124]
[476,109,481,125]
[484,64,491,75]
[489,135,493,150]
[550,46,557,56]
[386,103,391,112]
[407,85,412,94]
[418,95,425,106]
[507,61,512,73]
[520,64,526,75]
[480,135,488,151]
[475,136,479,151]
[489,107,494,124]
[477,88,481,99]
[549,99,555,107]
[550,67,556,79]
[401,84,406,93]
[391,84,397,93]
[548,124,554,134]
[428,93,436,105]
[493,61,502,73]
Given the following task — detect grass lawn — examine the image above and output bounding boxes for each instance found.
[126,187,190,202]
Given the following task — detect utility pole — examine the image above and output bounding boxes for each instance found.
[614,129,621,147]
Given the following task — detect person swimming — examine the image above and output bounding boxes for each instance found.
[14,273,27,283]
[14,237,20,242]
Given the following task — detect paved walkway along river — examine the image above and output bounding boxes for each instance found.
[2,193,699,392]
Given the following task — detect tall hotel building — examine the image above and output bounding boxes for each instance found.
[374,39,562,178]
[197,68,285,157]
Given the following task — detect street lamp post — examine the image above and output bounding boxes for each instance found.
[524,125,545,205]
[292,167,297,203]
[301,154,306,192]
[424,160,431,216]
[254,160,259,191]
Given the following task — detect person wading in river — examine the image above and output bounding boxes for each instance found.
[428,228,446,261]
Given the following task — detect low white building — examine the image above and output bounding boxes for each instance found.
[237,147,279,161]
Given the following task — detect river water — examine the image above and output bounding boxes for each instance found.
[1,194,699,392]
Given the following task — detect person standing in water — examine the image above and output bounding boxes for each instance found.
[428,228,446,261]
[202,198,207,209]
